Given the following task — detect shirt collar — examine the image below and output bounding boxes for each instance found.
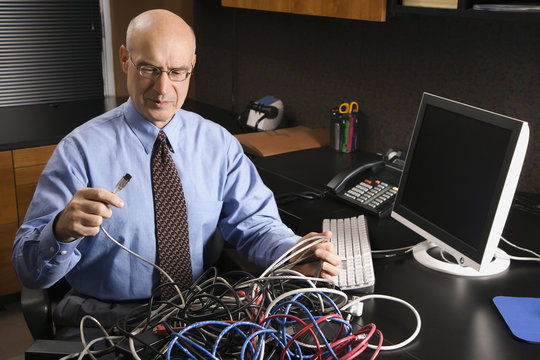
[123,98,184,154]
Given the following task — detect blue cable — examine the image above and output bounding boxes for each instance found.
[212,321,266,356]
[269,296,352,360]
[168,333,220,360]
[168,320,233,360]
[239,328,285,360]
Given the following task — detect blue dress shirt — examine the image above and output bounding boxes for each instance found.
[12,99,299,301]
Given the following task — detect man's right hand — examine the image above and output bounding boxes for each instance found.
[54,188,125,243]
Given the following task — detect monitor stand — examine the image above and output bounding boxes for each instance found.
[413,241,510,277]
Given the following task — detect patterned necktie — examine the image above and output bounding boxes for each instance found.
[151,130,192,299]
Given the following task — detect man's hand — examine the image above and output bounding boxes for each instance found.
[292,231,341,280]
[54,188,125,243]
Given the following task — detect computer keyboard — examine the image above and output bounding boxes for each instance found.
[323,215,375,293]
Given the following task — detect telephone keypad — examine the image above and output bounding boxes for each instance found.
[342,179,398,217]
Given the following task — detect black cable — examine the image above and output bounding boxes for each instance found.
[184,291,235,322]
[275,191,325,205]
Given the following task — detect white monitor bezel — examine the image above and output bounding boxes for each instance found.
[391,93,529,274]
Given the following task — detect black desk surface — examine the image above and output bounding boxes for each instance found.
[250,146,540,360]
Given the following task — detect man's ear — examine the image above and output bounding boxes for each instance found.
[191,54,196,70]
[119,45,129,74]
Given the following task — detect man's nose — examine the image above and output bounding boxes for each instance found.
[153,72,170,94]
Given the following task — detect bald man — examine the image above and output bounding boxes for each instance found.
[12,9,339,338]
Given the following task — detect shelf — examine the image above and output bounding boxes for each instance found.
[390,1,540,20]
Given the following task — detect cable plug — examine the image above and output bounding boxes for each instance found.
[113,173,132,194]
[347,296,364,317]
[356,333,368,340]
[154,324,167,335]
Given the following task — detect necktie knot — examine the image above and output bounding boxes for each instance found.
[155,131,169,155]
[157,130,168,146]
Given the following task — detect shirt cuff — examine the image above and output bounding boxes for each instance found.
[38,217,81,263]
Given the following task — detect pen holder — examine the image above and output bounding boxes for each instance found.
[331,108,359,153]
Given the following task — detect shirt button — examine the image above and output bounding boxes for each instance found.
[36,268,40,273]
[60,250,67,255]
[50,246,55,253]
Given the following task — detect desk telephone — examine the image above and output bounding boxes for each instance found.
[326,149,406,218]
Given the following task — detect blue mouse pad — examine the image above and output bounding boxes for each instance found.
[493,296,540,344]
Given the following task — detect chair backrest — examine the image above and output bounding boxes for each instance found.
[21,278,70,340]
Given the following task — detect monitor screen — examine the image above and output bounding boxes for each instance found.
[391,93,529,276]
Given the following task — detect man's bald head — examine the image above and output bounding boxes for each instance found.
[126,9,196,57]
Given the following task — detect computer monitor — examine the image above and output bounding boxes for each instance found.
[391,93,529,276]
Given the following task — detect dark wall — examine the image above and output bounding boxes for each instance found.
[193,1,540,193]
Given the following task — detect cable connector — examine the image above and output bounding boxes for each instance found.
[113,173,132,194]
[356,333,368,340]
[154,324,167,335]
[348,296,364,317]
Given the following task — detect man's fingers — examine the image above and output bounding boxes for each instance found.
[71,220,102,237]
[319,260,341,278]
[313,242,341,278]
[314,244,341,266]
[81,188,125,209]
[79,198,114,219]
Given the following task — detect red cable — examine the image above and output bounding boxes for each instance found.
[280,314,346,360]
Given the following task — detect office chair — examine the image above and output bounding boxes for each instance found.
[20,278,71,340]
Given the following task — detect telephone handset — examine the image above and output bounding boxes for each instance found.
[326,160,385,194]
[326,149,406,218]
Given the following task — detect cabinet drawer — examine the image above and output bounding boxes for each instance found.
[0,222,21,296]
[16,184,38,225]
[15,164,47,186]
[13,144,56,168]
[0,151,17,225]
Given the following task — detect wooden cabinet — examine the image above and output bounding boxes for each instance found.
[13,145,56,225]
[222,0,386,22]
[0,144,55,296]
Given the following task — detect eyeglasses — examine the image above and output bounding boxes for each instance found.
[129,56,192,82]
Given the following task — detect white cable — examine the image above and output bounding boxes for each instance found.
[495,250,540,262]
[239,272,334,289]
[127,326,148,360]
[99,224,185,304]
[371,244,416,256]
[349,294,421,351]
[260,235,329,278]
[76,335,124,360]
[500,236,540,261]
[58,335,124,360]
[78,315,115,360]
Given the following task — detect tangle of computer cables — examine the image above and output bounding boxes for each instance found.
[65,232,420,360]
